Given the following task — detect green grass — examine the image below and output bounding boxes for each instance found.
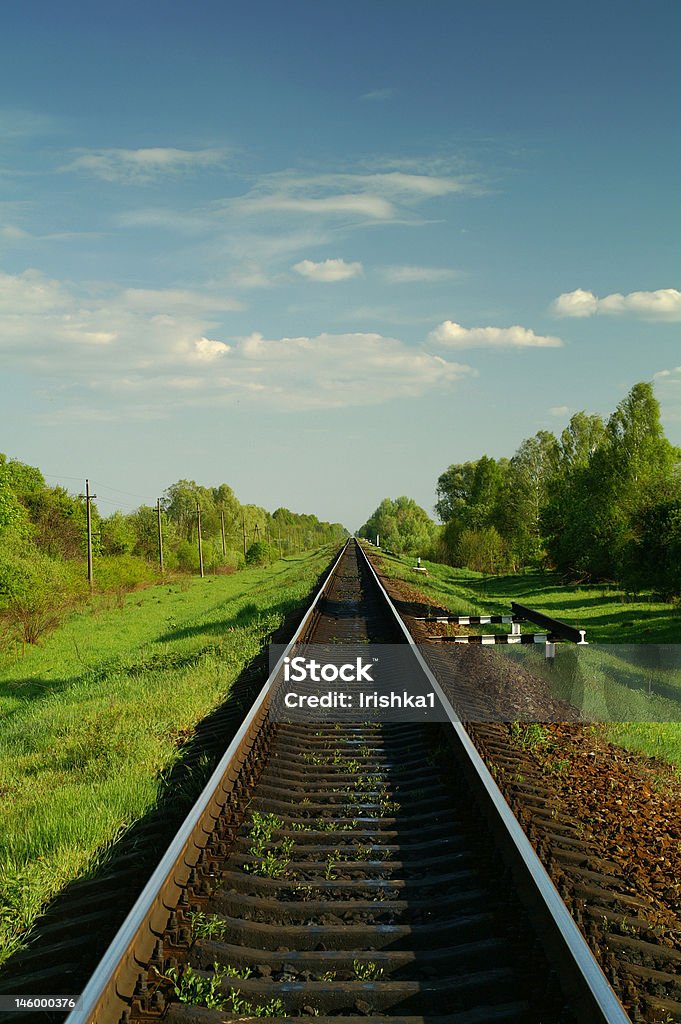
[368,545,681,772]
[372,548,680,644]
[0,547,337,966]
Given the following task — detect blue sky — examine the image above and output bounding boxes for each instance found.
[2,1,679,529]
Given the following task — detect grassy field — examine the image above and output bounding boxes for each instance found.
[0,547,337,966]
[368,545,681,770]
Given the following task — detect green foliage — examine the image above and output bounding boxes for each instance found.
[100,511,137,556]
[620,499,681,597]
[245,539,272,565]
[187,911,228,940]
[22,486,94,560]
[353,960,383,981]
[510,722,550,750]
[0,480,32,539]
[167,963,228,1009]
[432,383,681,593]
[358,496,438,555]
[243,811,293,877]
[93,555,159,592]
[224,990,287,1017]
[455,526,511,574]
[0,548,82,643]
[247,812,285,855]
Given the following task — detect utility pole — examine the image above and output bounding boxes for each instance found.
[79,479,97,589]
[196,503,204,578]
[220,510,226,557]
[157,498,164,573]
[253,522,260,543]
[278,530,283,559]
[266,526,272,563]
[242,515,247,558]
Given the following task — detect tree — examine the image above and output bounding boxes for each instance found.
[358,497,438,555]
[100,511,136,556]
[507,431,559,564]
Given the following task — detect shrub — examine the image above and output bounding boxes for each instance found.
[174,540,200,573]
[94,555,159,593]
[0,548,82,644]
[245,540,272,566]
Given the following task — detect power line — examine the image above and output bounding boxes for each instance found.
[90,480,158,503]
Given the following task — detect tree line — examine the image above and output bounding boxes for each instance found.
[358,382,681,597]
[0,459,347,643]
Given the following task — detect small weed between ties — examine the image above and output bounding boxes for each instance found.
[187,911,228,940]
[167,963,228,1009]
[324,850,340,880]
[225,989,288,1017]
[509,721,550,750]
[244,812,294,878]
[224,964,253,979]
[353,960,384,981]
[378,796,400,815]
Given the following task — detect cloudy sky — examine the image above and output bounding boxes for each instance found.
[2,1,679,529]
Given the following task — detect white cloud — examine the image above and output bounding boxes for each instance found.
[0,268,72,313]
[552,288,598,318]
[554,287,681,321]
[429,320,563,349]
[63,147,228,183]
[293,258,363,282]
[549,405,571,417]
[229,168,478,226]
[0,267,474,413]
[0,268,235,364]
[270,171,473,198]
[193,337,230,361]
[233,331,474,409]
[361,88,394,101]
[235,193,396,221]
[382,265,459,284]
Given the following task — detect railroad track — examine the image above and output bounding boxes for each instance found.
[56,538,633,1024]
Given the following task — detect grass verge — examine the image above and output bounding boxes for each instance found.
[0,547,337,966]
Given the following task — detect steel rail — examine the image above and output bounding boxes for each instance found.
[356,540,630,1024]
[66,541,350,1024]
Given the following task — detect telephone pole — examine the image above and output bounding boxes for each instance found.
[157,498,164,573]
[242,515,247,558]
[79,479,97,588]
[220,510,226,557]
[196,503,204,578]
